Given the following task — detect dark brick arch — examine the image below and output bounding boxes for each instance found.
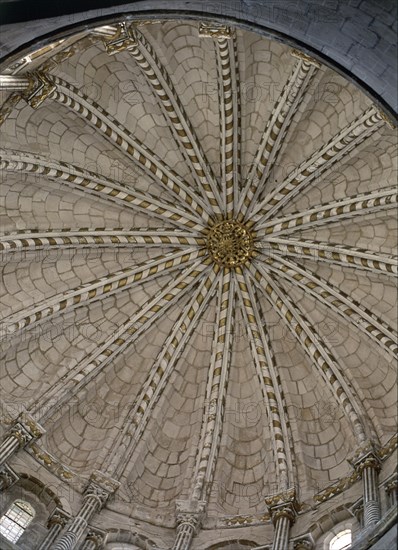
[0,0,396,119]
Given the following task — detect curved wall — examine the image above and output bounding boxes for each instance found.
[0,0,397,119]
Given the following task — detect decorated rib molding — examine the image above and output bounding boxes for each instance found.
[250,107,385,225]
[49,75,212,222]
[238,54,320,218]
[214,32,241,217]
[191,270,235,502]
[261,237,398,275]
[0,151,204,231]
[0,229,205,254]
[101,266,221,478]
[118,27,223,215]
[256,187,397,235]
[235,267,293,490]
[31,258,210,421]
[260,254,397,358]
[2,248,205,338]
[249,262,376,445]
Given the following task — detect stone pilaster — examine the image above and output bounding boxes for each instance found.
[0,463,19,491]
[52,471,119,550]
[266,488,299,550]
[384,475,397,508]
[0,413,45,466]
[172,500,206,550]
[37,508,70,550]
[350,442,381,527]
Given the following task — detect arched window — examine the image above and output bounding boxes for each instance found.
[329,529,352,550]
[0,500,35,543]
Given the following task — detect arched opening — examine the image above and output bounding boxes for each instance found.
[329,529,352,550]
[0,500,35,543]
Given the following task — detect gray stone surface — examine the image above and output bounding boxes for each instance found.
[0,0,397,117]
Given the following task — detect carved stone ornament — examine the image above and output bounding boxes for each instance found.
[48,508,70,528]
[265,487,300,524]
[207,220,254,267]
[349,441,381,474]
[291,49,321,68]
[24,73,56,109]
[0,464,19,489]
[104,23,137,55]
[90,470,120,494]
[198,23,233,39]
[293,535,314,550]
[85,527,106,547]
[175,499,207,533]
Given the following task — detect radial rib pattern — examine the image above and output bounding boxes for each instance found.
[0,151,205,230]
[102,266,221,478]
[191,270,235,501]
[249,262,372,444]
[49,76,212,222]
[261,254,398,358]
[31,258,210,421]
[235,267,293,490]
[250,107,385,225]
[238,55,319,218]
[215,34,241,217]
[256,187,397,235]
[263,237,398,275]
[0,228,205,256]
[123,29,223,215]
[3,248,205,337]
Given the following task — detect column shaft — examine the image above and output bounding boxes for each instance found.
[172,523,195,550]
[38,523,64,550]
[0,434,21,465]
[272,515,291,550]
[363,466,380,526]
[53,497,100,550]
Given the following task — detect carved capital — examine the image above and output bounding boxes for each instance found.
[349,441,381,474]
[85,527,106,548]
[198,23,234,39]
[24,73,56,109]
[291,49,321,68]
[85,471,120,507]
[9,423,32,447]
[175,499,207,534]
[104,23,137,55]
[48,508,70,528]
[265,487,299,525]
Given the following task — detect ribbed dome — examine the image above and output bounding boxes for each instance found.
[0,19,396,536]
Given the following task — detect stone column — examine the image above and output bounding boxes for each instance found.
[172,500,206,550]
[80,528,105,550]
[0,414,45,466]
[0,464,19,491]
[0,75,31,90]
[350,443,381,527]
[266,488,299,550]
[384,476,397,508]
[52,471,119,550]
[37,508,70,550]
